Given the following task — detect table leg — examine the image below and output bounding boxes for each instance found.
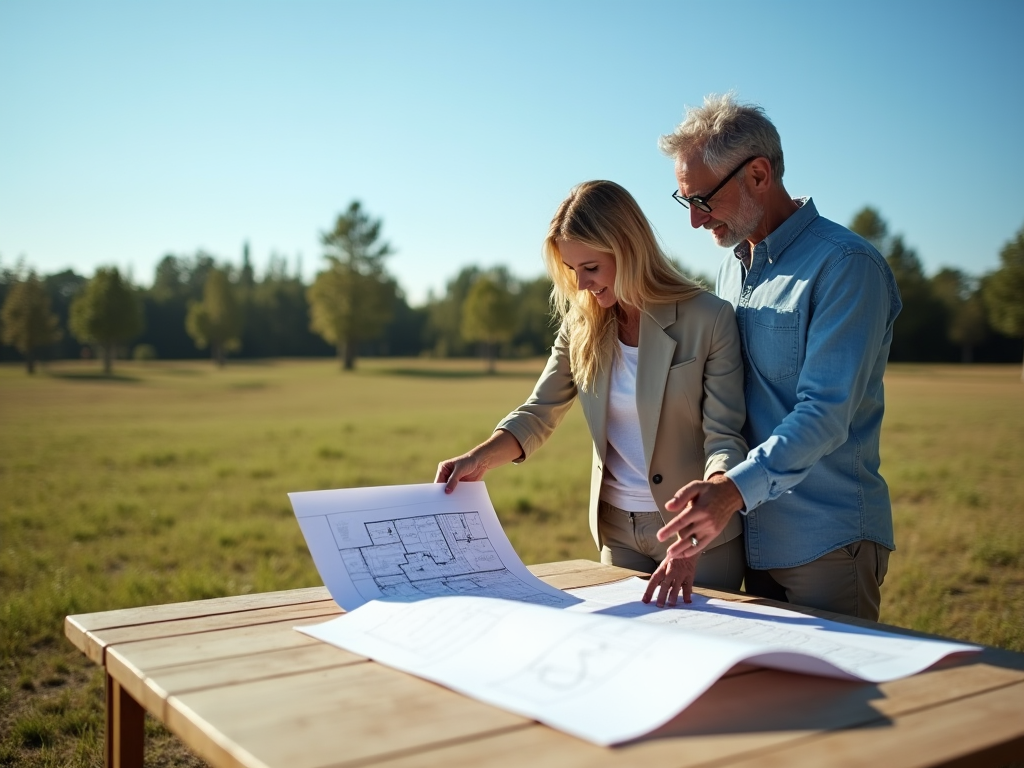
[105,672,144,768]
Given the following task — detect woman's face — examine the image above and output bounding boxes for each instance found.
[558,240,618,309]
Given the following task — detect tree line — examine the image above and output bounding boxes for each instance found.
[2,203,1022,376]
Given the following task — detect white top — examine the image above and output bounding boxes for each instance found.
[600,341,659,512]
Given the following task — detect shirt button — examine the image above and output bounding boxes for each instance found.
[652,474,663,484]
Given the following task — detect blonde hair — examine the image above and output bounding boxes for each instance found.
[543,180,703,391]
[659,93,785,182]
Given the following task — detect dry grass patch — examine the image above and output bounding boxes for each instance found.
[1,359,1022,766]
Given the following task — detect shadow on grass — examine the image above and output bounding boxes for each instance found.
[376,367,539,380]
[158,367,206,377]
[47,371,141,383]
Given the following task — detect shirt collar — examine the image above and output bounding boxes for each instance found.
[733,197,817,265]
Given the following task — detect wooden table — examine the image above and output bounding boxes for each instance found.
[65,560,1024,768]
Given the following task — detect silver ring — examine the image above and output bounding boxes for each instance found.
[689,535,699,548]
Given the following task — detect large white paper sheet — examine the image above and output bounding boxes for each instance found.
[298,595,759,745]
[298,588,979,745]
[566,578,980,683]
[288,482,575,610]
[291,483,980,746]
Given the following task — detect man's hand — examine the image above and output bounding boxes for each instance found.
[657,474,743,559]
[642,556,697,607]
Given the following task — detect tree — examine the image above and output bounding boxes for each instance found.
[511,276,556,356]
[884,235,947,361]
[424,265,521,357]
[241,253,333,358]
[69,267,144,374]
[1,273,62,373]
[461,275,517,373]
[307,201,396,370]
[185,267,244,366]
[931,268,988,363]
[849,206,889,252]
[43,269,88,360]
[983,222,1024,381]
[849,208,946,361]
[142,252,218,360]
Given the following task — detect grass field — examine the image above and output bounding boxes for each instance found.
[1,358,1023,766]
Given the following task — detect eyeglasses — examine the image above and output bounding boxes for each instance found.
[671,156,759,213]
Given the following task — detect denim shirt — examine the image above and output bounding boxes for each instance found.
[717,198,902,569]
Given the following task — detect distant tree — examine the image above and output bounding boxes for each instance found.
[931,268,988,363]
[425,266,482,357]
[849,206,889,252]
[461,276,517,373]
[884,235,947,361]
[307,201,396,370]
[240,253,332,358]
[983,222,1024,381]
[239,241,256,292]
[511,275,556,356]
[43,269,87,360]
[185,268,244,366]
[69,267,144,374]
[0,273,62,373]
[850,208,949,361]
[141,253,219,359]
[425,266,521,357]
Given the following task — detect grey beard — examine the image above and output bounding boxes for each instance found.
[715,191,763,248]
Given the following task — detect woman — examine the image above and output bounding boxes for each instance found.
[435,180,746,606]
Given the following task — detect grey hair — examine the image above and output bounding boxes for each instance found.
[659,93,785,182]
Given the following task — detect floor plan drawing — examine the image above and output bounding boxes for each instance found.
[330,511,565,605]
[291,485,980,747]
[288,482,575,610]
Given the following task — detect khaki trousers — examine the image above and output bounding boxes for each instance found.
[597,500,745,590]
[744,540,891,621]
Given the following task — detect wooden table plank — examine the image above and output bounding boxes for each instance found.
[67,586,332,635]
[64,559,1024,768]
[106,613,349,672]
[526,559,619,578]
[165,662,532,768]
[110,639,365,717]
[716,679,1024,768]
[71,601,341,664]
[364,660,1024,768]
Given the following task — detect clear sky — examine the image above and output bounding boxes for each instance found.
[2,0,1022,305]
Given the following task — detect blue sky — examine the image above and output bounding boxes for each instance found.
[2,0,1022,305]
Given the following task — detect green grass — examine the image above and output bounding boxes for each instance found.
[1,358,1022,766]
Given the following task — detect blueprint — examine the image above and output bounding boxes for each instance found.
[288,482,575,610]
[291,483,979,746]
[299,588,979,746]
[565,577,980,683]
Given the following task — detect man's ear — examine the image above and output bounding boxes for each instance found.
[746,157,773,191]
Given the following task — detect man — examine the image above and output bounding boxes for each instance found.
[647,94,902,620]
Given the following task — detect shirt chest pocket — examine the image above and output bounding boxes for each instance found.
[747,308,800,382]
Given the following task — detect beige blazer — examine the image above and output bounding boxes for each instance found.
[496,292,747,553]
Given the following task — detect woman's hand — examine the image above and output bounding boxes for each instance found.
[434,452,491,493]
[642,555,697,607]
[434,430,524,494]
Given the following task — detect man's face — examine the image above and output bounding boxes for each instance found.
[675,153,763,248]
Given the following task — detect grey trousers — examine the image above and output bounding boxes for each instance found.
[597,500,745,590]
[744,540,891,621]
